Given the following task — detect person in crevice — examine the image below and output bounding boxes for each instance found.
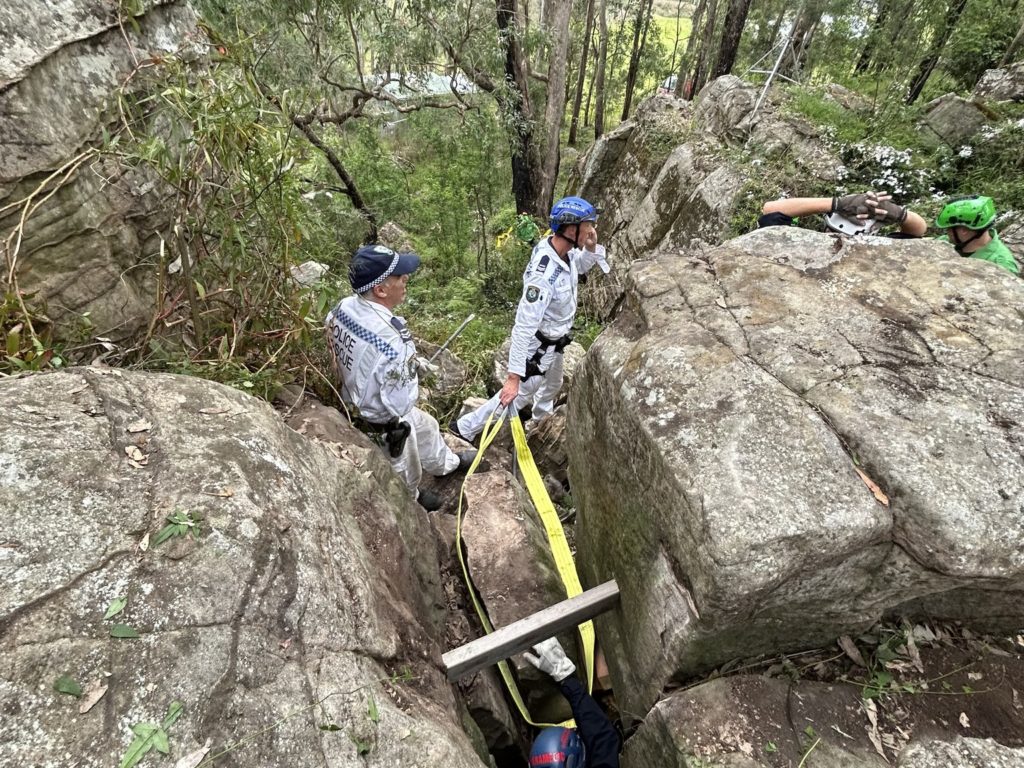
[325,244,477,512]
[523,638,621,768]
[759,191,1019,275]
[452,196,609,442]
[933,195,1019,275]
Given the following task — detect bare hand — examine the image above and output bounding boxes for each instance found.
[582,226,599,252]
[499,374,520,407]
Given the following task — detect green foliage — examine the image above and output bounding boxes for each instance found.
[1,291,64,375]
[941,0,1020,91]
[54,675,83,698]
[119,701,184,768]
[777,84,1024,231]
[110,623,141,639]
[104,597,128,620]
[154,510,202,546]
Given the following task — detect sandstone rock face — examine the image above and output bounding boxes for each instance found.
[974,61,1024,102]
[621,675,1024,767]
[568,227,1024,716]
[461,471,576,723]
[0,369,485,767]
[919,94,990,147]
[899,737,1024,767]
[568,76,841,319]
[0,1,199,341]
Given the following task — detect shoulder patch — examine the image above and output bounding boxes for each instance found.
[390,316,412,342]
[525,285,542,303]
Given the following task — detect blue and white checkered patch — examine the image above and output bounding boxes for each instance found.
[334,310,399,361]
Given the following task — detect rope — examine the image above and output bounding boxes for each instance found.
[454,407,595,727]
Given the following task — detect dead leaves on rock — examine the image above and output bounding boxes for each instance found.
[124,444,149,468]
[854,467,889,506]
[79,678,109,713]
[838,635,868,668]
[173,740,211,768]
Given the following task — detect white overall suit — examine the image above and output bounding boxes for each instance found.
[326,294,459,493]
[455,238,607,440]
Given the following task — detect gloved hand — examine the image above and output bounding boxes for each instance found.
[875,198,908,225]
[523,637,576,682]
[832,193,875,219]
[416,357,440,378]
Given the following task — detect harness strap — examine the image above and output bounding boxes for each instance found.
[523,330,573,381]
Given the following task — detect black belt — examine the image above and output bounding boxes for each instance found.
[523,330,572,380]
[349,413,411,458]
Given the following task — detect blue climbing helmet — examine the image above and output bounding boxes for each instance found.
[529,727,585,768]
[549,196,598,233]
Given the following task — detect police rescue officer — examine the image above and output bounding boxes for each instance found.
[453,196,609,441]
[325,244,477,511]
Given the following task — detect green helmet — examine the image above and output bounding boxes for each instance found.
[935,195,996,230]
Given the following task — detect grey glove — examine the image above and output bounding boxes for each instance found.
[832,193,874,219]
[415,357,440,378]
[523,637,576,682]
[875,199,908,225]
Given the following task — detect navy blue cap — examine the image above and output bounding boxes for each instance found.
[349,244,420,293]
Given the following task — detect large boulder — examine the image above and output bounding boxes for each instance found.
[0,1,200,341]
[568,227,1024,716]
[918,94,991,148]
[973,61,1024,102]
[621,673,1024,767]
[0,368,486,767]
[567,76,841,319]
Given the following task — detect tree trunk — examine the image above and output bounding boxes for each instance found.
[584,34,598,127]
[1000,16,1024,66]
[875,0,916,73]
[764,1,787,55]
[569,0,596,145]
[622,0,655,120]
[691,0,722,95]
[292,119,378,242]
[905,0,970,104]
[675,0,707,97]
[669,0,685,74]
[496,0,542,215]
[537,0,573,215]
[854,0,889,74]
[780,1,824,79]
[713,0,754,78]
[594,0,609,138]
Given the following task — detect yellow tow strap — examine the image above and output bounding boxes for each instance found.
[455,408,595,728]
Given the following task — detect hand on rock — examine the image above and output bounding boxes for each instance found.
[523,637,576,682]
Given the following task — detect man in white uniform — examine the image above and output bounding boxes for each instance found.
[326,244,477,511]
[453,196,609,441]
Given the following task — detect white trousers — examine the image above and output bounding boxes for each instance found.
[455,356,564,441]
[390,407,460,492]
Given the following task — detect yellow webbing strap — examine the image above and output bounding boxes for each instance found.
[455,407,594,727]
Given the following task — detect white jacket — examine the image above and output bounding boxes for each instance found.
[507,238,607,377]
[325,294,418,423]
